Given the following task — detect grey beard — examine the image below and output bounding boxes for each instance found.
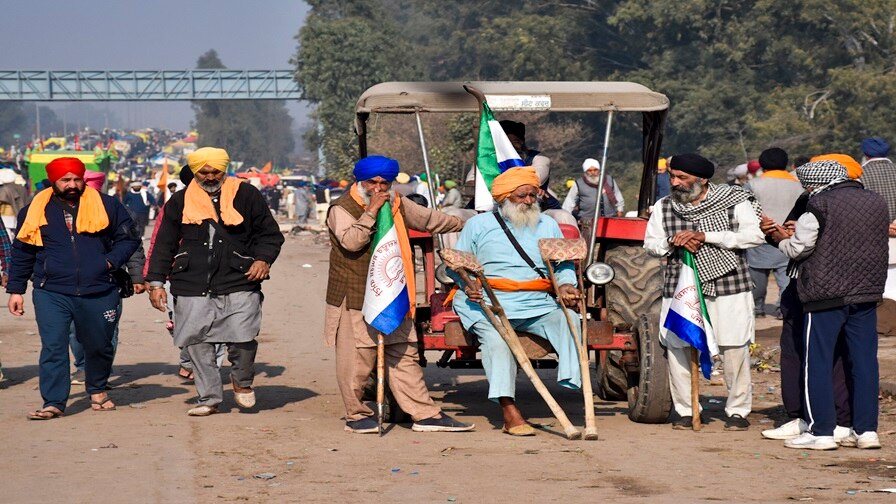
[356,183,371,205]
[200,179,224,194]
[501,199,540,230]
[583,173,601,185]
[671,180,704,204]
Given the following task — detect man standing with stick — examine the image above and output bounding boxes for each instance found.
[324,155,473,434]
[644,153,764,430]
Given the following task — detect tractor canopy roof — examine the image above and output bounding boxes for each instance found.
[355,81,669,115]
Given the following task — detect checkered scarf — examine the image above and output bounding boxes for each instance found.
[669,183,762,286]
[796,160,849,196]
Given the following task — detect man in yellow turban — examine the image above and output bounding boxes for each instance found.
[146,146,285,416]
[450,167,583,436]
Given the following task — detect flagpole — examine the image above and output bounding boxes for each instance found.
[377,332,385,436]
[414,111,444,250]
[690,347,702,431]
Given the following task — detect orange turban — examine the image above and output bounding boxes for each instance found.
[811,153,862,180]
[491,167,540,202]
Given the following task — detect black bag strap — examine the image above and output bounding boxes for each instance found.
[208,219,254,258]
[492,209,546,279]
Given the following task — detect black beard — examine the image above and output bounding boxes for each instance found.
[53,186,84,202]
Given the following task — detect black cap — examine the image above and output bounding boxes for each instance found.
[759,147,788,171]
[499,120,526,140]
[669,153,715,178]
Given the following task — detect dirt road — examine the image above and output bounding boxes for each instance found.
[3,232,896,503]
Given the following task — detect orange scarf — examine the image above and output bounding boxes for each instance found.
[351,184,416,317]
[16,187,109,246]
[182,177,243,225]
[761,170,799,182]
[444,277,554,305]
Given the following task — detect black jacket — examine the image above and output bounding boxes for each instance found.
[145,182,284,296]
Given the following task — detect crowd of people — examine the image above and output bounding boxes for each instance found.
[1,126,894,450]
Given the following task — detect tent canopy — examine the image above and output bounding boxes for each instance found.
[355,81,669,115]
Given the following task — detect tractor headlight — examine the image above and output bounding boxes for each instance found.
[585,262,615,285]
[436,263,455,285]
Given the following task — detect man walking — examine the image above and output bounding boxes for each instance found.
[644,153,764,430]
[771,160,888,450]
[325,155,472,433]
[146,147,284,416]
[6,157,140,419]
[123,179,156,238]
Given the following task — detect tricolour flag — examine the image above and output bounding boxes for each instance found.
[362,202,410,335]
[473,101,525,211]
[662,250,719,378]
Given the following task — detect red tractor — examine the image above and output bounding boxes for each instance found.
[354,81,671,423]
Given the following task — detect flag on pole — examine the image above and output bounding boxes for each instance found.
[362,202,410,335]
[473,101,525,211]
[662,249,718,378]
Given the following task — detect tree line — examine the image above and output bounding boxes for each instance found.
[293,0,896,198]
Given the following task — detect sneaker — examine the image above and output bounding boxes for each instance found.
[70,370,86,385]
[411,413,474,432]
[833,425,851,444]
[671,416,693,430]
[762,418,807,440]
[724,414,750,431]
[840,430,881,449]
[344,416,379,434]
[784,432,838,450]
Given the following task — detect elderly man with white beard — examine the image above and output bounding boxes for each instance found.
[451,167,583,437]
[562,158,626,230]
[644,153,765,431]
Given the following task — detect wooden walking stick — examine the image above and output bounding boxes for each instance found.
[440,249,582,440]
[377,333,385,436]
[690,347,702,431]
[538,238,598,440]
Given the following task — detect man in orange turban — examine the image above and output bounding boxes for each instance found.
[450,166,583,436]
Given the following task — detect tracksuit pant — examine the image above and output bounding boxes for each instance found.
[804,302,878,437]
[32,288,120,411]
[778,283,852,425]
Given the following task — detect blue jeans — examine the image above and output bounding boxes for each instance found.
[70,298,122,371]
[33,288,120,410]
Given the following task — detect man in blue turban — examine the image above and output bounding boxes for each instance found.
[324,155,473,434]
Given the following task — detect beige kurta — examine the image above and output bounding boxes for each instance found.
[324,193,463,421]
[324,195,463,347]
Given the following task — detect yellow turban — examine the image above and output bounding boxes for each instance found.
[491,167,540,202]
[187,147,230,174]
[811,153,862,180]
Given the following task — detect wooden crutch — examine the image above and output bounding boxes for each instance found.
[440,249,582,440]
[376,332,385,436]
[538,238,598,440]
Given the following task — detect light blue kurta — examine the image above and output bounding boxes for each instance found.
[452,211,582,400]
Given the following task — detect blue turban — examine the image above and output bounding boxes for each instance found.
[353,155,400,182]
[862,137,890,158]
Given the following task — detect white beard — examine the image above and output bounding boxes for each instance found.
[671,180,705,204]
[501,199,540,230]
[356,183,371,205]
[583,173,601,185]
[200,178,224,194]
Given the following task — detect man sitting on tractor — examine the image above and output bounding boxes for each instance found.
[450,167,583,436]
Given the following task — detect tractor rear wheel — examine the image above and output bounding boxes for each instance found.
[598,243,669,421]
[627,313,672,423]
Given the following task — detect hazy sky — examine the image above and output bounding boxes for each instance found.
[1,0,311,133]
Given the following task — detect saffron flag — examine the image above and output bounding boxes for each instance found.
[662,249,719,378]
[473,101,525,211]
[362,202,410,335]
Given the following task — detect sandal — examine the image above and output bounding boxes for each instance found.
[231,376,256,409]
[91,396,116,411]
[177,367,194,381]
[27,407,64,421]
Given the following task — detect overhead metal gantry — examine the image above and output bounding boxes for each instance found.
[0,70,300,101]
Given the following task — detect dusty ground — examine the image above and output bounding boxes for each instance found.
[3,229,896,503]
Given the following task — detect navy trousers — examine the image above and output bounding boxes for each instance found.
[33,288,120,410]
[804,302,879,436]
[779,283,852,425]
